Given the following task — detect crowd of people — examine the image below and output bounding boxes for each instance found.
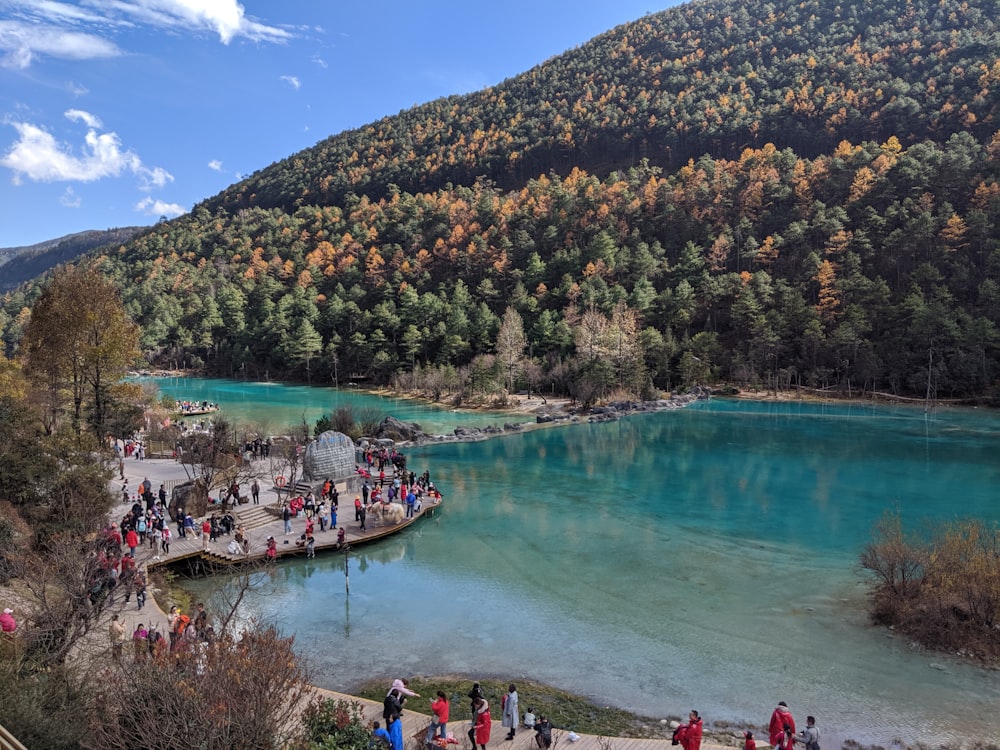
[370,681,562,750]
[669,700,821,750]
[174,400,219,414]
[107,601,215,662]
[369,685,822,750]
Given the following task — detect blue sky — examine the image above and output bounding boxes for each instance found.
[0,0,678,249]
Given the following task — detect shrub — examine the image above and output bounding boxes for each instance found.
[859,512,1000,661]
[301,697,372,750]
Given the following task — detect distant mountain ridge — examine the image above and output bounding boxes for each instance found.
[0,227,147,291]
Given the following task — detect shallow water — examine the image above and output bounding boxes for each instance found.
[137,375,527,436]
[182,393,1000,746]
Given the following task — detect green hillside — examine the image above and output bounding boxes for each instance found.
[3,0,999,402]
[0,227,146,292]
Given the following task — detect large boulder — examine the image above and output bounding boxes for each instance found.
[169,479,208,521]
[302,431,357,481]
[375,416,427,443]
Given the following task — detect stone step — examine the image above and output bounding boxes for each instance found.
[232,505,276,530]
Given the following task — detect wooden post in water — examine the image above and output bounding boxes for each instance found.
[344,546,350,595]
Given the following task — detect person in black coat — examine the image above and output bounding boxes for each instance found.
[383,689,402,723]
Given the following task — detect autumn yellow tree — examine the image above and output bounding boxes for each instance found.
[814,259,841,324]
[20,266,141,439]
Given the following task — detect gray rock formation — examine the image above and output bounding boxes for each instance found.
[169,479,208,521]
[375,416,427,443]
[302,431,357,481]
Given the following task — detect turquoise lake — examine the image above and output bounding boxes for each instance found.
[164,379,1000,747]
[140,375,527,436]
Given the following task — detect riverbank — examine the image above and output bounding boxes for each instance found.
[353,676,757,743]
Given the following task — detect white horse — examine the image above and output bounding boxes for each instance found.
[381,503,405,525]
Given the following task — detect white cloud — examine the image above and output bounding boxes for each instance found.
[280,75,300,90]
[1,0,290,69]
[311,54,326,68]
[0,19,121,68]
[207,159,223,171]
[0,114,173,190]
[138,164,172,190]
[65,109,103,128]
[83,0,290,44]
[135,195,185,217]
[59,186,81,207]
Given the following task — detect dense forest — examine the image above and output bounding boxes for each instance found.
[2,0,999,402]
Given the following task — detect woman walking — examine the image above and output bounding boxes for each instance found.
[468,698,490,750]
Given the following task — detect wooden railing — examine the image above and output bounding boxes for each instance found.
[0,721,29,750]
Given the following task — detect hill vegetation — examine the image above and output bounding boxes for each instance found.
[1,0,999,403]
[0,227,146,292]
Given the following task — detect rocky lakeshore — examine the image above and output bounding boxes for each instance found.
[369,387,714,445]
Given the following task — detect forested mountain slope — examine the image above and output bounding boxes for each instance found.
[2,0,999,402]
[203,0,999,215]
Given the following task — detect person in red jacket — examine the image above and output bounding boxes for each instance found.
[125,528,139,557]
[426,690,450,743]
[674,710,703,750]
[769,702,796,749]
[467,698,490,750]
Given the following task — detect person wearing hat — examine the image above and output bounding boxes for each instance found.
[354,495,362,522]
[0,607,16,633]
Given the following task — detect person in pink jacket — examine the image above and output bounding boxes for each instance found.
[0,607,16,633]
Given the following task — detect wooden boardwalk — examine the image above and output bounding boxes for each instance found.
[113,457,440,574]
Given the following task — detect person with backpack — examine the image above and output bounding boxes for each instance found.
[170,611,191,651]
[794,716,820,750]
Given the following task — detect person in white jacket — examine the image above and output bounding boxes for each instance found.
[502,683,519,740]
